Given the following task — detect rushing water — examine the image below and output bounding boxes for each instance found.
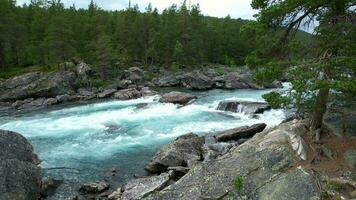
[0,85,289,199]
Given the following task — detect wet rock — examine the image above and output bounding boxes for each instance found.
[214,123,267,142]
[181,71,214,90]
[136,103,149,109]
[217,100,271,114]
[114,88,142,100]
[0,129,41,200]
[56,94,71,103]
[17,97,45,110]
[97,89,117,98]
[79,181,109,194]
[140,87,157,96]
[159,91,197,106]
[43,97,58,106]
[121,171,174,200]
[145,133,204,174]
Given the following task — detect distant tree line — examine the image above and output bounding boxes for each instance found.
[0,0,257,75]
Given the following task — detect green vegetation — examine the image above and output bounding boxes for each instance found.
[251,0,355,132]
[0,0,260,77]
[234,176,244,193]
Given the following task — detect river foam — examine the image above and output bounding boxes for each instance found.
[0,86,288,199]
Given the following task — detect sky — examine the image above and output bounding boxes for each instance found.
[16,0,258,19]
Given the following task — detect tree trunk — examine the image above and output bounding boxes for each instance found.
[311,86,330,130]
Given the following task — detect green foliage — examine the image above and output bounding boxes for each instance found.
[251,0,355,126]
[170,62,180,73]
[253,62,283,86]
[143,71,156,81]
[0,0,261,73]
[262,91,290,109]
[234,176,244,193]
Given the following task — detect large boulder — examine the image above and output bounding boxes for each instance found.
[121,172,174,200]
[79,181,109,194]
[145,133,204,174]
[114,88,142,100]
[75,62,92,87]
[159,92,197,106]
[181,71,214,90]
[97,89,117,98]
[143,120,318,200]
[0,71,76,101]
[217,100,271,115]
[214,123,267,142]
[223,72,261,89]
[124,67,145,85]
[153,75,181,87]
[0,130,42,200]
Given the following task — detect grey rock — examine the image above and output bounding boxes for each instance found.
[153,75,180,87]
[0,71,76,101]
[159,91,197,106]
[0,159,42,200]
[18,98,45,110]
[124,67,145,85]
[56,94,71,103]
[145,133,204,174]
[79,181,109,194]
[97,89,117,98]
[78,88,95,96]
[214,123,267,142]
[181,71,214,90]
[76,62,91,76]
[0,129,41,200]
[43,97,58,106]
[144,120,318,200]
[108,187,123,200]
[114,88,142,100]
[122,172,174,200]
[217,100,271,115]
[257,168,318,200]
[0,72,41,90]
[140,87,157,96]
[0,129,40,164]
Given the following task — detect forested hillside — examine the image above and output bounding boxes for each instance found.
[0,0,258,76]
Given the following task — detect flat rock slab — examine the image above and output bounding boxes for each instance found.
[214,123,267,142]
[159,91,197,105]
[121,172,173,200]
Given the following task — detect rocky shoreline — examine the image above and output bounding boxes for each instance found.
[0,61,283,113]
